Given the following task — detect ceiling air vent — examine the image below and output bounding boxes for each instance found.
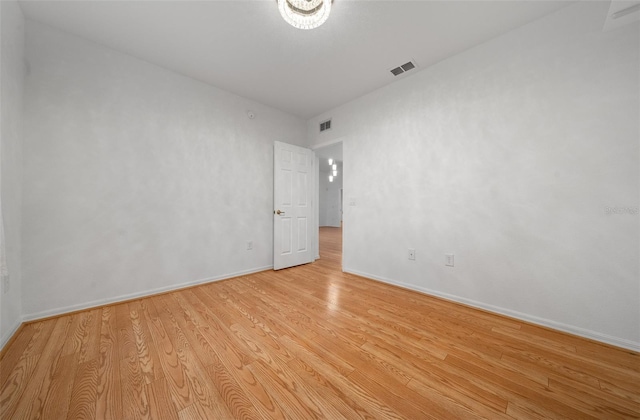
[390,60,417,77]
[401,61,415,71]
[320,119,332,132]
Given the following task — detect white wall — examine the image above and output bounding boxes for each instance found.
[308,2,639,350]
[0,0,25,347]
[22,21,307,319]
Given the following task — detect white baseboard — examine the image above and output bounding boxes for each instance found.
[344,267,640,352]
[1,317,24,350]
[9,265,639,353]
[22,265,273,323]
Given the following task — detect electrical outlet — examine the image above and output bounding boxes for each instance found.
[246,241,253,251]
[408,249,416,260]
[445,254,454,267]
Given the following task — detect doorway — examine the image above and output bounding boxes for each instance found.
[313,141,343,267]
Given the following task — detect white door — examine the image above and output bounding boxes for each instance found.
[273,141,314,270]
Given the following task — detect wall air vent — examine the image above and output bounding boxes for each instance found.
[320,119,332,132]
[390,60,417,77]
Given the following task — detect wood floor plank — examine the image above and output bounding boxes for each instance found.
[231,285,322,336]
[599,378,640,406]
[505,399,577,419]
[286,357,372,419]
[221,287,293,349]
[129,300,164,384]
[140,298,195,412]
[446,353,601,419]
[279,333,354,376]
[548,374,640,418]
[1,226,638,419]
[115,303,137,362]
[238,282,318,341]
[346,369,439,420]
[492,324,640,388]
[206,359,288,419]
[237,278,320,341]
[361,340,508,413]
[8,315,76,419]
[277,345,402,419]
[180,288,256,367]
[66,358,99,420]
[77,309,104,364]
[95,306,122,420]
[229,321,294,366]
[520,322,640,371]
[176,402,208,420]
[0,354,40,417]
[155,299,234,419]
[120,353,150,419]
[173,346,234,419]
[0,324,35,370]
[0,320,55,387]
[157,291,262,420]
[60,314,84,356]
[249,357,349,420]
[406,377,509,420]
[329,306,451,361]
[159,294,224,369]
[280,335,370,418]
[204,360,263,420]
[40,352,80,419]
[145,378,179,420]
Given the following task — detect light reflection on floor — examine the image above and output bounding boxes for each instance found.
[327,282,340,312]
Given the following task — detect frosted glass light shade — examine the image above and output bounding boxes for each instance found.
[329,175,334,182]
[328,158,333,165]
[332,164,337,170]
[278,0,331,30]
[333,170,337,176]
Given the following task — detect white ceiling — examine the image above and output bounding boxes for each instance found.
[19,0,574,119]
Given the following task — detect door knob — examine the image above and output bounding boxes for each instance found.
[275,210,285,215]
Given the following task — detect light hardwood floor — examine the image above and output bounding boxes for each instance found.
[1,226,639,419]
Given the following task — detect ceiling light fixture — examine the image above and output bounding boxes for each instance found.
[278,0,332,30]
